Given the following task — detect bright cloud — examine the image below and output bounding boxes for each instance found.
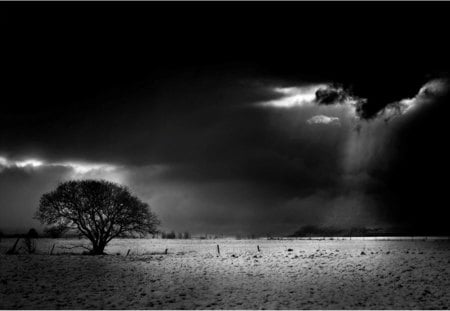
[0,156,118,176]
[259,84,363,123]
[15,159,44,168]
[0,157,8,167]
[56,162,117,174]
[0,156,45,170]
[306,115,340,125]
[380,78,449,121]
[0,157,45,169]
[260,84,328,108]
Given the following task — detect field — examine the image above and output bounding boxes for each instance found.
[1,238,450,309]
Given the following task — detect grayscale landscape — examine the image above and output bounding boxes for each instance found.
[2,2,450,310]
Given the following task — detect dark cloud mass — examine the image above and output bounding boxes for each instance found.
[315,85,349,106]
[1,3,450,235]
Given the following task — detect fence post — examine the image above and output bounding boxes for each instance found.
[217,244,220,255]
[6,237,21,255]
[50,243,56,255]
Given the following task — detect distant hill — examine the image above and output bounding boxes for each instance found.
[289,225,450,237]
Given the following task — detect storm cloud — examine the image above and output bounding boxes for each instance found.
[1,3,450,235]
[2,75,447,235]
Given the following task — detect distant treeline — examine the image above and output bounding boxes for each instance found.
[159,231,191,239]
[289,225,450,237]
[0,227,79,239]
[0,229,197,240]
[157,232,251,239]
[0,228,39,239]
[3,226,449,241]
[0,229,193,240]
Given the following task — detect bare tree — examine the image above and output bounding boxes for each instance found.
[36,180,160,255]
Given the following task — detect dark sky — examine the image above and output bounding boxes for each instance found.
[1,3,450,235]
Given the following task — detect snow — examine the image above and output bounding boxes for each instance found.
[1,238,450,309]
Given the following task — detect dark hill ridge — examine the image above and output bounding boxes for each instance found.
[289,225,450,238]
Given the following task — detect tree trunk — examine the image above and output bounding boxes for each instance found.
[90,240,107,255]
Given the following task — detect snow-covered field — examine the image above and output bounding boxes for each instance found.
[1,238,450,309]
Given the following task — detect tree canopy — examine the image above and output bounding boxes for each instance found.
[36,179,160,254]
